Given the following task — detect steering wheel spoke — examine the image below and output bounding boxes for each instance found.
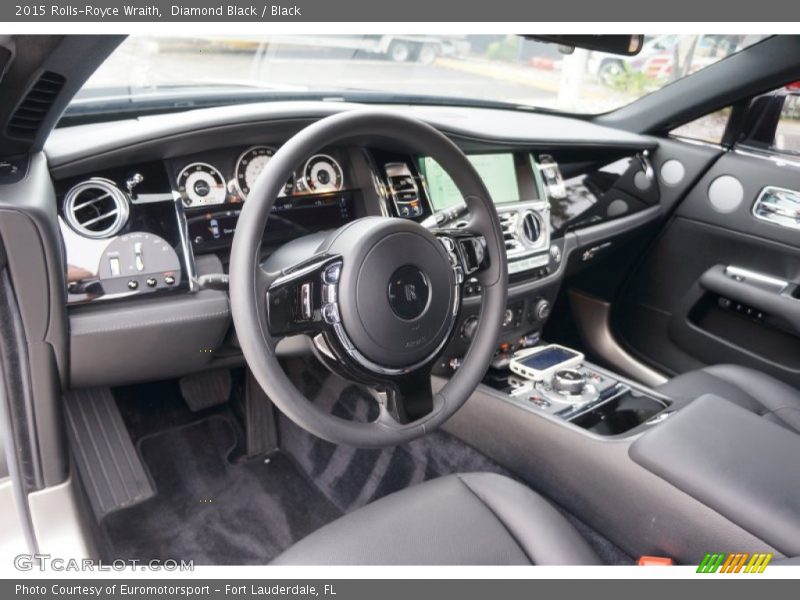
[376,368,436,425]
[264,253,343,338]
[435,230,490,282]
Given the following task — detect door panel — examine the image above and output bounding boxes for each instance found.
[616,144,800,388]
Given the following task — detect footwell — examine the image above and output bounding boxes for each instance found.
[100,416,340,564]
[98,365,632,565]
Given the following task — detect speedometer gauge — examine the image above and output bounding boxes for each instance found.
[177,163,227,208]
[304,154,343,193]
[235,146,274,199]
[235,146,294,199]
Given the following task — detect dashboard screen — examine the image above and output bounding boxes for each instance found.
[419,153,520,210]
[187,192,354,250]
[518,347,579,371]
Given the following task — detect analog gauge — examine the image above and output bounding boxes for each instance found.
[304,154,344,193]
[177,163,227,208]
[235,146,295,199]
[235,146,273,199]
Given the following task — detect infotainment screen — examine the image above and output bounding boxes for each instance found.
[519,346,579,370]
[419,153,520,210]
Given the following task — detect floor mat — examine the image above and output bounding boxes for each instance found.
[100,416,341,565]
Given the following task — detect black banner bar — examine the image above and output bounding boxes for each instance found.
[5,579,800,600]
[3,0,800,22]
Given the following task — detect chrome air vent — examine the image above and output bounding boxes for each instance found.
[520,211,543,244]
[499,212,523,254]
[63,178,130,239]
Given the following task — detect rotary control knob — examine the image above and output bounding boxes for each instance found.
[461,316,479,340]
[533,299,551,321]
[552,369,586,395]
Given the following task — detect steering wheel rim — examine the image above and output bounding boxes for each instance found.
[230,109,507,447]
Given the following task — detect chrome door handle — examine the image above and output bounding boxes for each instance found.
[753,186,800,229]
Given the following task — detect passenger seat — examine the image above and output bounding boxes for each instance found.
[656,364,800,433]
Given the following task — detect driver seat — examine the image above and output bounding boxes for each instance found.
[271,472,600,565]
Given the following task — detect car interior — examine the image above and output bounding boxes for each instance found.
[1,33,800,566]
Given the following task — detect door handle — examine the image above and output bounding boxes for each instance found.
[723,266,788,294]
[699,265,800,334]
[753,186,800,230]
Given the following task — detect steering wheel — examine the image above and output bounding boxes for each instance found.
[229,110,507,447]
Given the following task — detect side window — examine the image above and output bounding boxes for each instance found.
[773,94,800,156]
[670,107,731,145]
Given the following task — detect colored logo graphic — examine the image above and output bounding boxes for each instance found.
[697,552,773,573]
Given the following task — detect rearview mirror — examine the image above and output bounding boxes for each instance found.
[524,35,645,56]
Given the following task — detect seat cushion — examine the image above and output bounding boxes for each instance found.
[657,364,800,432]
[271,472,600,565]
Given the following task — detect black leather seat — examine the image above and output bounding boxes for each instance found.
[272,472,600,565]
[657,364,800,432]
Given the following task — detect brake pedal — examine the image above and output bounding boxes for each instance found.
[179,368,232,412]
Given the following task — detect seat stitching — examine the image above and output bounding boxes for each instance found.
[73,309,230,335]
[454,474,535,565]
[709,369,800,418]
[760,406,800,424]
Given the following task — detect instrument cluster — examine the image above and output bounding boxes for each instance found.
[175,145,347,209]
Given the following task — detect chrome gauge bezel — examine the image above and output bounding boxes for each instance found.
[234,145,276,200]
[303,154,344,193]
[176,162,227,208]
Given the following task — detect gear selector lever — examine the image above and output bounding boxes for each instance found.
[552,369,587,395]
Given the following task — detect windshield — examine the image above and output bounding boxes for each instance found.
[75,34,770,117]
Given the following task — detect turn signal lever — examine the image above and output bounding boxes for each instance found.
[421,204,469,228]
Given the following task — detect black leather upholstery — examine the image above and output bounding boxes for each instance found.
[630,394,800,556]
[271,473,600,565]
[657,364,800,432]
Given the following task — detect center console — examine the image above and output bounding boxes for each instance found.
[483,343,673,437]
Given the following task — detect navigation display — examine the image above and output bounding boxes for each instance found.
[519,347,579,370]
[420,153,520,210]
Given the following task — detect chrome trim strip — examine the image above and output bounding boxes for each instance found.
[270,254,337,288]
[171,190,198,291]
[724,265,788,293]
[734,147,800,171]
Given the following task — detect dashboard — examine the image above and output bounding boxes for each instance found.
[56,145,557,306]
[49,104,658,316]
[43,102,660,388]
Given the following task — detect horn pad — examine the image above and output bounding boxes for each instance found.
[327,218,457,369]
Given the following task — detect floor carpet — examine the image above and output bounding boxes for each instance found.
[100,416,341,565]
[99,362,632,565]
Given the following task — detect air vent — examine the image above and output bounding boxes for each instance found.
[63,178,130,239]
[6,71,66,139]
[499,212,523,254]
[520,211,543,244]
